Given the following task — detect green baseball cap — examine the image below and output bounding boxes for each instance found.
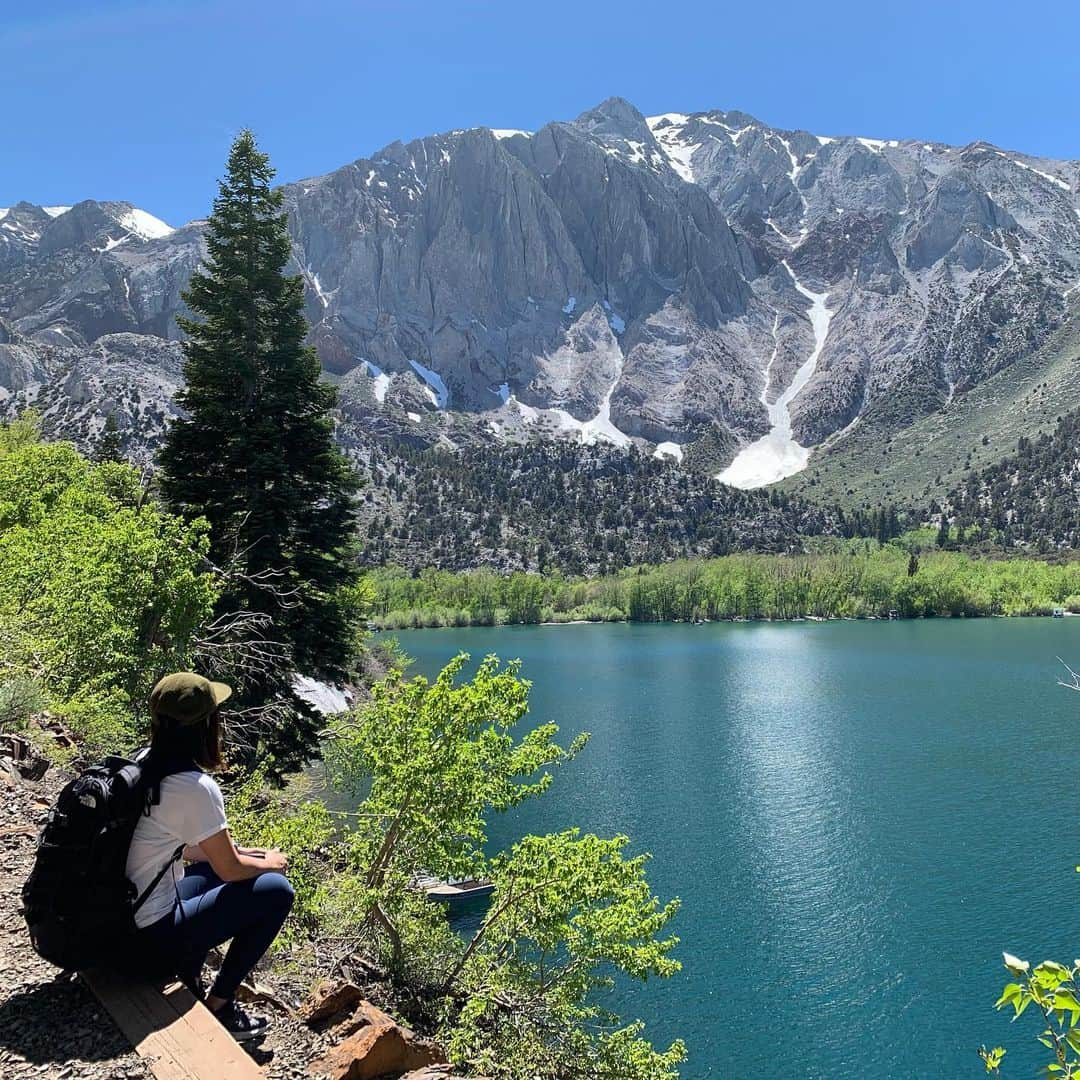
[150,672,232,726]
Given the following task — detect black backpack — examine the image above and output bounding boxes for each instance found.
[21,752,190,971]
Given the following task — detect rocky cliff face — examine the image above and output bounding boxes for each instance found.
[2,98,1077,485]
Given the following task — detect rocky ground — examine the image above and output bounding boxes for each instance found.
[0,754,463,1080]
[0,763,154,1080]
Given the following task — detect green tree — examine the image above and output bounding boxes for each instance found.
[322,654,683,1078]
[986,954,1080,1076]
[936,514,951,548]
[92,413,124,464]
[445,830,685,1080]
[0,422,216,755]
[158,130,359,768]
[326,653,587,967]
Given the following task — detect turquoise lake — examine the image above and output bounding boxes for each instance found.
[384,619,1080,1078]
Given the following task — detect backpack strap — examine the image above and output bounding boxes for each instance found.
[132,843,186,915]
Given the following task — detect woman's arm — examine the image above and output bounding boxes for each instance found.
[198,828,288,882]
[184,842,267,862]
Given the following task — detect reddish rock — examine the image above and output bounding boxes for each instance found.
[332,999,398,1039]
[300,978,367,1028]
[308,999,446,1080]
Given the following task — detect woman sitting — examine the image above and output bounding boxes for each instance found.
[125,672,294,1041]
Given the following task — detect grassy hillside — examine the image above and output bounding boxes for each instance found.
[783,301,1080,509]
[942,408,1080,549]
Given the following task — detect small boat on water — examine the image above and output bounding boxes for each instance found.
[413,872,495,905]
[1052,607,1065,618]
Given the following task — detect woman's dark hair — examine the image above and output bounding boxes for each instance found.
[147,707,224,772]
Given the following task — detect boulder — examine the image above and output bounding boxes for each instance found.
[300,979,367,1029]
[308,999,446,1080]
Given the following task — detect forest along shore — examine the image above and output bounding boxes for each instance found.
[367,545,1080,630]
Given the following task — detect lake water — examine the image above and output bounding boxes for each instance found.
[386,619,1080,1078]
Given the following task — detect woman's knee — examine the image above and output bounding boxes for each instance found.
[254,871,295,913]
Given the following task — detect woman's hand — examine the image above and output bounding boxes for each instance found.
[236,846,288,871]
[261,848,288,872]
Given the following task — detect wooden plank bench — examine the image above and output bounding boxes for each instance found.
[83,968,263,1079]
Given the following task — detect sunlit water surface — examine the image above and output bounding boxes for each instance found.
[368,620,1080,1078]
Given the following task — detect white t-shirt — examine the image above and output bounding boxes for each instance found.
[125,770,228,929]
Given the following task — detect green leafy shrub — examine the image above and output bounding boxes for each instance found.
[986,953,1080,1076]
[0,675,45,732]
[367,546,1080,628]
[0,419,218,757]
[227,769,336,944]
[318,654,684,1078]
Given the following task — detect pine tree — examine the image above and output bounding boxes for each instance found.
[936,515,950,548]
[158,130,359,768]
[93,413,124,464]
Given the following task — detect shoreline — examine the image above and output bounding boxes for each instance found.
[371,610,1078,632]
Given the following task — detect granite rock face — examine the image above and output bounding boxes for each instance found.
[2,98,1078,481]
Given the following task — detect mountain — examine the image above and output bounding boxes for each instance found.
[1,98,1078,497]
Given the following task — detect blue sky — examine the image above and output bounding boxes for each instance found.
[4,0,1078,225]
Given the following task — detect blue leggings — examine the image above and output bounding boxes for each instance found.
[138,862,294,1001]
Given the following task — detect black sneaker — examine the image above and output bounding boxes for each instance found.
[211,1000,271,1041]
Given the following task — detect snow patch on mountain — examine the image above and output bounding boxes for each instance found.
[409,359,449,408]
[653,441,684,462]
[646,114,700,183]
[856,137,900,153]
[550,386,631,448]
[995,152,1071,192]
[718,265,833,488]
[118,207,174,239]
[362,360,391,402]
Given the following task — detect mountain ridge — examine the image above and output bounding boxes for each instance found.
[1,97,1077,500]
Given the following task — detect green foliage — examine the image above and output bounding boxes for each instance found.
[315,655,681,1078]
[368,546,1080,628]
[978,1044,1007,1075]
[445,830,685,1080]
[990,953,1080,1076]
[157,129,360,769]
[0,422,217,756]
[327,654,588,909]
[93,413,124,464]
[226,770,335,944]
[0,674,45,732]
[945,410,1080,550]
[353,439,845,576]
